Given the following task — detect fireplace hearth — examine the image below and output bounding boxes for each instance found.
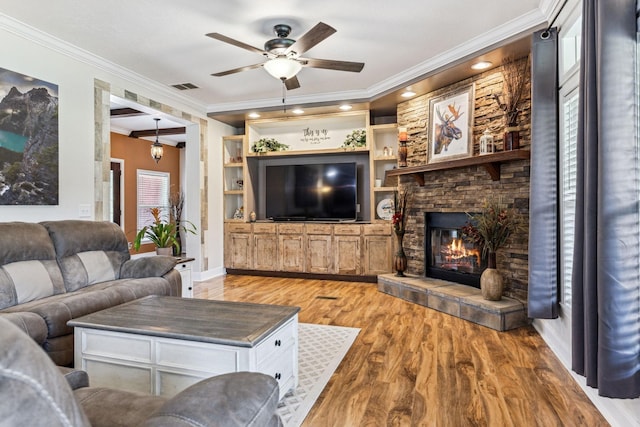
[425,212,486,288]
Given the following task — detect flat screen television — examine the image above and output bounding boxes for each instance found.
[265,162,357,221]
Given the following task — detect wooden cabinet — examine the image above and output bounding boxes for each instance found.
[305,224,332,273]
[253,223,277,271]
[225,223,252,269]
[278,224,305,272]
[224,222,391,277]
[334,224,362,275]
[362,224,392,275]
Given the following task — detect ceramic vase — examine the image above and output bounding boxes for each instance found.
[480,251,503,301]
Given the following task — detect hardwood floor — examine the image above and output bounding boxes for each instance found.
[194,275,609,427]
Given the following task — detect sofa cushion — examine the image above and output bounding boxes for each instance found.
[0,222,57,265]
[0,317,90,427]
[41,220,131,291]
[0,259,66,309]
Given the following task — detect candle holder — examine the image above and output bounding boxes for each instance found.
[398,127,408,167]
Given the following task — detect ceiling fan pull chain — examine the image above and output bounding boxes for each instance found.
[281,79,287,112]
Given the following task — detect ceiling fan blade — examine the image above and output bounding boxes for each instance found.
[206,32,267,55]
[284,76,301,90]
[285,22,336,55]
[211,63,264,77]
[302,58,365,73]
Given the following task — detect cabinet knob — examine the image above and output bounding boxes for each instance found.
[275,339,281,346]
[275,373,281,380]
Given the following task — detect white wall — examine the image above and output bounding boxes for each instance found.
[0,15,229,277]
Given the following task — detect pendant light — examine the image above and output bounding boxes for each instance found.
[150,118,163,163]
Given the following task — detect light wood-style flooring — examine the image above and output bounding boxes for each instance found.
[194,275,608,427]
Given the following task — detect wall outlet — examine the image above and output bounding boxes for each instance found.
[78,204,91,218]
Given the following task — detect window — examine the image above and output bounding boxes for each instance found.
[560,89,579,307]
[137,170,170,234]
[558,10,582,309]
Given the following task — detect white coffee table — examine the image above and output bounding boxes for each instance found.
[68,295,299,399]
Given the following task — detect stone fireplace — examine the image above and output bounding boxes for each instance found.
[425,212,485,288]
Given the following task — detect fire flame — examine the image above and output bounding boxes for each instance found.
[446,238,480,265]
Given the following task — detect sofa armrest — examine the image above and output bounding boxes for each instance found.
[0,312,48,345]
[58,367,90,390]
[142,372,282,427]
[120,256,176,279]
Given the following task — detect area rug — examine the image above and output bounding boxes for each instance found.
[277,323,360,427]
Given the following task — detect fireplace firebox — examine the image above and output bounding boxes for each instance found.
[425,212,486,288]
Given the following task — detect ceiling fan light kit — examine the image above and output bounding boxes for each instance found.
[263,57,302,80]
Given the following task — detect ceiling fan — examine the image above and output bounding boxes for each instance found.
[207,22,365,90]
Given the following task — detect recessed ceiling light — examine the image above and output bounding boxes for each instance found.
[471,61,492,70]
[292,108,304,115]
[339,104,352,111]
[248,112,261,119]
[401,90,416,98]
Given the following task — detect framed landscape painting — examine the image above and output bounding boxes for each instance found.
[0,67,59,205]
[428,84,474,163]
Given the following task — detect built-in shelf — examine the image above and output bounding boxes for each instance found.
[385,149,530,185]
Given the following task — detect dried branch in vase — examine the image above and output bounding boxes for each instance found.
[493,56,530,127]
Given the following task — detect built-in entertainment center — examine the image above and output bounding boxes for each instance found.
[222,110,399,279]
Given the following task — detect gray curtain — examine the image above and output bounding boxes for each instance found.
[572,0,640,398]
[528,28,559,319]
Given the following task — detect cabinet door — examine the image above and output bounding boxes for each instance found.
[363,235,392,275]
[279,235,305,272]
[306,234,332,273]
[228,232,252,269]
[253,233,278,271]
[334,235,361,275]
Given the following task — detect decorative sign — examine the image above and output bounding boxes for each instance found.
[301,127,330,145]
[248,114,366,152]
[0,67,59,205]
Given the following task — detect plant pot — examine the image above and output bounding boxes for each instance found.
[481,252,503,300]
[156,247,172,256]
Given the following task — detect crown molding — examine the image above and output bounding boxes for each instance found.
[206,89,369,114]
[0,13,207,114]
[365,8,547,98]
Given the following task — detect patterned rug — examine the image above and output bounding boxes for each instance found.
[277,323,360,427]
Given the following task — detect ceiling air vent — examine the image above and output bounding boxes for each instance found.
[171,83,199,90]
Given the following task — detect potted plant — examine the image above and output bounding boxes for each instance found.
[462,198,521,300]
[133,207,195,255]
[341,129,367,149]
[169,191,197,256]
[251,137,289,153]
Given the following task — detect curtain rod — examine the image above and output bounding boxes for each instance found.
[540,0,569,39]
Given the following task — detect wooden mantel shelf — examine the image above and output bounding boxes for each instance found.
[385,149,530,185]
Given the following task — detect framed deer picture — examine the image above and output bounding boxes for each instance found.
[427,84,475,163]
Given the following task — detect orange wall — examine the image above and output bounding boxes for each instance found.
[111,132,181,254]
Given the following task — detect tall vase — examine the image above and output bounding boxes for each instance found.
[480,251,503,301]
[173,227,182,257]
[394,231,407,277]
[504,127,520,151]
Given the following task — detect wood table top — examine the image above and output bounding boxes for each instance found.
[68,295,300,347]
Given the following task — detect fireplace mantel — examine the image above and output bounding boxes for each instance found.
[385,149,530,184]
